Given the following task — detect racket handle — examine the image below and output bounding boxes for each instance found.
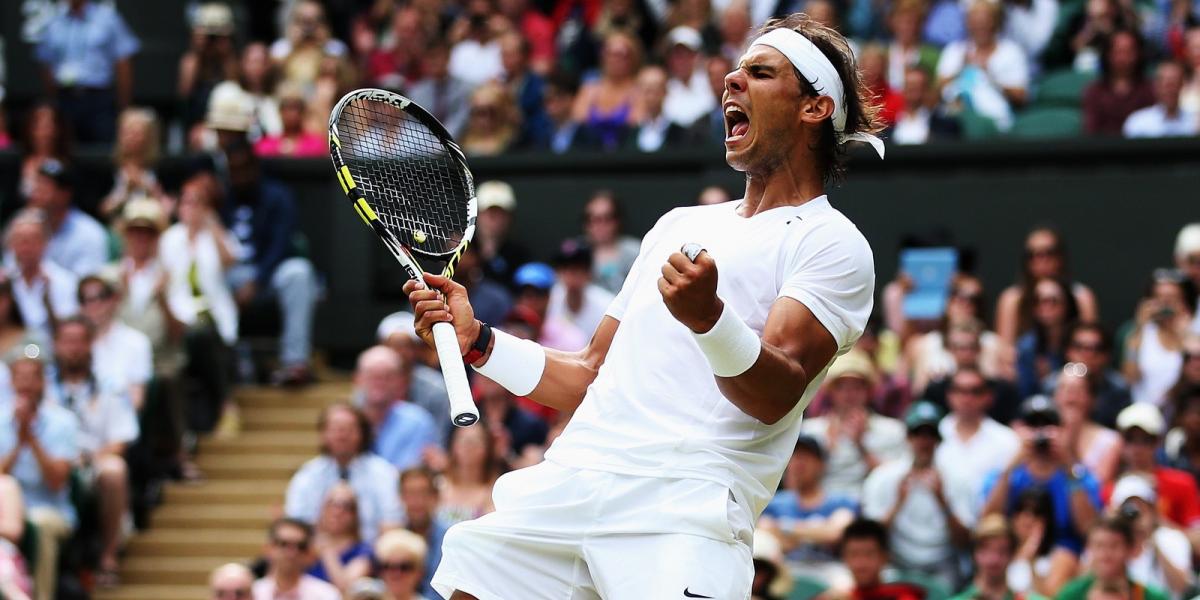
[432,321,479,427]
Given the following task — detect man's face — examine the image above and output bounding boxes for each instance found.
[356,359,405,409]
[784,449,823,490]
[7,223,47,269]
[79,281,118,329]
[477,206,512,240]
[400,475,438,522]
[1155,64,1185,107]
[55,322,92,371]
[11,361,45,404]
[890,10,921,44]
[500,36,525,76]
[666,45,698,80]
[209,570,252,600]
[723,45,810,174]
[556,265,591,294]
[28,176,68,213]
[947,330,982,370]
[907,427,939,461]
[973,536,1012,583]
[226,151,258,196]
[267,523,311,574]
[322,409,363,459]
[1066,329,1108,374]
[1086,528,1129,581]
[1121,427,1158,469]
[947,370,990,417]
[516,288,550,318]
[637,68,669,119]
[842,538,886,587]
[123,226,159,262]
[1108,32,1139,74]
[901,69,929,109]
[544,87,574,123]
[1179,250,1200,288]
[827,376,871,409]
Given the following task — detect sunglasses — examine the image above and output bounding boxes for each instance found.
[1026,247,1060,259]
[1036,295,1063,306]
[213,589,250,600]
[273,538,309,551]
[586,212,616,223]
[949,384,988,395]
[1070,341,1104,353]
[952,290,982,302]
[81,291,114,304]
[948,342,981,352]
[328,499,357,511]
[1122,432,1158,446]
[378,561,418,573]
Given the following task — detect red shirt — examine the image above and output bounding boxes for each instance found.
[870,82,904,127]
[853,582,926,600]
[1101,466,1200,528]
[254,133,326,158]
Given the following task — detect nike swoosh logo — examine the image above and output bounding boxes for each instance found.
[683,589,713,598]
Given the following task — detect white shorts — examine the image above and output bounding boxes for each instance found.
[431,460,754,600]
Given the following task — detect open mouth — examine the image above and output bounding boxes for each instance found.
[725,104,750,143]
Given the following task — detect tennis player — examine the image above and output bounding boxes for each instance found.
[405,14,883,600]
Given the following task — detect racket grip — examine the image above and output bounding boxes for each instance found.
[432,321,480,427]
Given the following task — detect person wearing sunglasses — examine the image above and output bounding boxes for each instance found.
[210,562,254,600]
[995,226,1098,346]
[373,529,432,600]
[307,483,372,593]
[252,518,340,600]
[1041,323,1131,430]
[1015,278,1080,400]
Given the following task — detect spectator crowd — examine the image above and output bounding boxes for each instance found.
[0,1,1200,600]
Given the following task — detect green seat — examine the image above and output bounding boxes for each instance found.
[959,110,1001,140]
[1010,107,1083,138]
[1036,69,1096,108]
[788,575,829,600]
[18,517,39,573]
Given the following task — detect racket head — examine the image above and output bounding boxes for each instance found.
[328,88,477,277]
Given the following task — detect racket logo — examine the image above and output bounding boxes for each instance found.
[454,413,479,427]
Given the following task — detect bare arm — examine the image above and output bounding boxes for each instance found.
[996,286,1021,344]
[178,52,198,97]
[115,58,134,111]
[26,435,71,492]
[0,475,24,543]
[40,66,59,100]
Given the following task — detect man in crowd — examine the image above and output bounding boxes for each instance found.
[284,403,402,541]
[820,519,924,600]
[209,562,255,600]
[802,350,908,499]
[1042,322,1131,429]
[220,142,319,385]
[0,357,79,600]
[662,26,715,127]
[982,396,1102,555]
[530,71,602,153]
[863,401,974,589]
[1123,62,1199,138]
[47,317,138,582]
[400,466,449,598]
[498,33,546,136]
[472,181,529,288]
[252,518,340,600]
[546,239,613,337]
[35,0,140,143]
[377,312,452,437]
[25,160,107,278]
[448,245,512,328]
[922,322,1019,423]
[78,275,153,411]
[627,66,700,153]
[759,435,857,587]
[4,209,79,343]
[949,515,1022,600]
[1106,404,1200,534]
[936,366,1021,497]
[354,345,439,469]
[407,41,471,139]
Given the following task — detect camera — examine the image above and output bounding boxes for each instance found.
[1119,502,1141,521]
[1032,430,1052,454]
[1154,305,1176,321]
[469,13,487,30]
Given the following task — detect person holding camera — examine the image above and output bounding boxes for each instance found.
[1124,270,1197,408]
[1105,474,1194,598]
[983,396,1102,558]
[1104,404,1200,533]
[1055,515,1170,600]
[1054,365,1122,485]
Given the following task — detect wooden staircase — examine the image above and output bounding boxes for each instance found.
[93,381,351,600]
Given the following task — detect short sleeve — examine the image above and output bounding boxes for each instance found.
[106,395,140,446]
[778,221,875,354]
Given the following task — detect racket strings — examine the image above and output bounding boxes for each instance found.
[335,98,471,255]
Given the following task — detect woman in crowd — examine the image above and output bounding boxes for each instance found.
[905,275,1006,393]
[1015,278,1080,398]
[373,529,432,600]
[1166,335,1200,404]
[886,0,940,90]
[308,482,373,593]
[0,474,30,600]
[159,172,241,434]
[177,2,239,133]
[436,426,502,526]
[271,0,350,93]
[1163,386,1200,485]
[19,103,71,199]
[1055,366,1122,484]
[581,190,641,295]
[1124,271,1196,408]
[1082,30,1155,135]
[100,108,164,221]
[996,226,1099,345]
[1055,516,1169,600]
[936,0,1030,131]
[1007,487,1079,596]
[571,31,643,150]
[254,86,326,157]
[460,82,523,157]
[239,42,283,141]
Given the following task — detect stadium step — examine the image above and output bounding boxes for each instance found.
[101,381,349,598]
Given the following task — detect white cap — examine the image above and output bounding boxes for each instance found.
[377,311,418,342]
[477,181,516,212]
[1111,473,1157,505]
[1175,223,1200,259]
[1116,403,1165,436]
[205,81,253,132]
[667,26,703,51]
[752,531,793,597]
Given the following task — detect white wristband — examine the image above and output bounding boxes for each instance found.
[473,328,547,397]
[691,303,762,377]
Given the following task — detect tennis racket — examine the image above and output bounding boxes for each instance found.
[328,88,479,427]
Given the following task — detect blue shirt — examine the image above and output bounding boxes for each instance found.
[306,541,372,583]
[374,402,438,471]
[285,454,403,542]
[981,464,1101,554]
[0,403,81,528]
[48,208,109,277]
[762,490,859,562]
[1016,331,1065,400]
[420,518,449,599]
[923,0,966,47]
[35,2,140,88]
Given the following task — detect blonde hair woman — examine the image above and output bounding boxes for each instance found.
[102,108,163,221]
[373,529,432,600]
[460,82,522,157]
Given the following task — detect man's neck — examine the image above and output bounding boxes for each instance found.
[1164,102,1181,118]
[272,569,302,592]
[741,157,826,217]
[912,456,934,470]
[48,207,68,233]
[59,366,91,384]
[797,483,824,504]
[974,575,1009,599]
[566,287,584,313]
[955,413,983,438]
[407,514,430,536]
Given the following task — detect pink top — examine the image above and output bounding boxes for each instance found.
[254,133,326,157]
[252,574,341,600]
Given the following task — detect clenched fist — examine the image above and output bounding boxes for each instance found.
[658,246,724,334]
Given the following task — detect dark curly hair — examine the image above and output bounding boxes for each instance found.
[752,13,884,183]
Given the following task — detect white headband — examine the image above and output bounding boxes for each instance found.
[749,28,885,159]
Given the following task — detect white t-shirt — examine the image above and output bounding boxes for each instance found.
[936,39,1030,92]
[802,413,909,500]
[664,69,716,127]
[936,415,1019,507]
[1122,105,1200,139]
[547,282,615,338]
[545,197,876,518]
[1128,526,1192,595]
[47,379,139,456]
[861,459,977,568]
[92,322,152,397]
[448,39,503,87]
